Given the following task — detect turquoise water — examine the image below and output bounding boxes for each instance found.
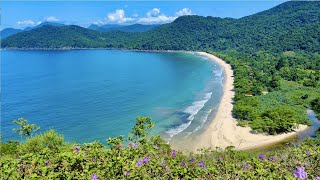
[1,50,224,143]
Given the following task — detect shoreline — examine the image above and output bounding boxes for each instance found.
[3,48,310,151]
[187,52,308,151]
[0,47,189,53]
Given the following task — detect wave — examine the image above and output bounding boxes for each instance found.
[166,121,192,138]
[184,92,212,120]
[167,92,212,137]
[212,69,223,77]
[192,109,213,133]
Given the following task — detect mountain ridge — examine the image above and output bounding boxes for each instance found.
[2,1,320,53]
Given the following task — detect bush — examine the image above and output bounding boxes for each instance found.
[0,140,19,156]
[1,117,320,179]
[19,129,64,154]
[251,107,297,134]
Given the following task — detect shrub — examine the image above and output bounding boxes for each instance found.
[19,129,64,154]
[1,117,320,179]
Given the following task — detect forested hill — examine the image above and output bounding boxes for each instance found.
[1,1,320,135]
[2,1,320,53]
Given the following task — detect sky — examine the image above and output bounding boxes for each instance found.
[1,1,286,29]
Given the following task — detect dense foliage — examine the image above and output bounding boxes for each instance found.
[214,50,320,133]
[1,1,320,132]
[88,24,159,32]
[2,2,320,53]
[1,117,320,179]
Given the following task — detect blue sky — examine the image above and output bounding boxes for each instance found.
[1,1,286,29]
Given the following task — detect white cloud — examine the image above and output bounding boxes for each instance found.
[147,8,160,17]
[137,8,192,24]
[44,16,59,22]
[107,9,134,23]
[92,8,193,25]
[16,20,35,26]
[137,15,176,24]
[176,8,192,16]
[92,20,104,25]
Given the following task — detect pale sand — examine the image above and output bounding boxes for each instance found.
[180,52,309,151]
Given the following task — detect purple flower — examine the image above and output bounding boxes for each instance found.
[171,150,177,158]
[281,156,286,161]
[243,163,249,170]
[129,143,136,148]
[19,164,24,168]
[199,161,205,168]
[125,171,130,176]
[294,167,308,179]
[137,159,143,166]
[306,151,311,155]
[269,156,276,162]
[74,146,80,151]
[143,157,149,164]
[91,173,98,180]
[45,161,49,166]
[161,160,165,166]
[218,156,223,162]
[180,161,187,167]
[258,154,265,160]
[313,177,320,180]
[165,165,170,172]
[189,158,195,163]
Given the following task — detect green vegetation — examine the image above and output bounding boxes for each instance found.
[2,1,319,134]
[1,117,320,179]
[213,50,319,134]
[1,1,320,179]
[88,24,159,32]
[2,2,320,53]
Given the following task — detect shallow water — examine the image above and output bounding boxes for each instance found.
[1,50,224,143]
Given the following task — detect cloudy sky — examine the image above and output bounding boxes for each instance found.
[1,1,285,29]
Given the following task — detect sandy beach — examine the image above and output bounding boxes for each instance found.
[179,52,309,151]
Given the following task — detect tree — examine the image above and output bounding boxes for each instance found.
[130,116,154,143]
[13,118,40,143]
[259,107,297,134]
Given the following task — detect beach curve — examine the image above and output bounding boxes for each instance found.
[176,51,309,151]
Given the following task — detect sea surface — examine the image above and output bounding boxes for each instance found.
[1,50,224,143]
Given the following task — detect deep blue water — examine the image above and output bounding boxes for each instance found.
[1,50,224,143]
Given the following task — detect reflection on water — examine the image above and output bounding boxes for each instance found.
[297,108,320,142]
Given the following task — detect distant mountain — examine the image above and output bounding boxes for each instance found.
[1,21,65,39]
[0,25,136,48]
[1,28,23,39]
[2,1,320,53]
[87,24,159,32]
[87,24,123,31]
[24,21,65,31]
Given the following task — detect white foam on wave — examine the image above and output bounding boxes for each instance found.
[213,69,223,77]
[184,92,212,120]
[192,109,213,133]
[167,92,212,137]
[167,121,192,138]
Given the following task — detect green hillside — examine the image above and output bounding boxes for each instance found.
[3,1,320,52]
[1,1,320,179]
[2,1,320,134]
[1,117,320,179]
[88,24,159,32]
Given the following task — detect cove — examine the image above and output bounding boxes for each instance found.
[1,50,224,143]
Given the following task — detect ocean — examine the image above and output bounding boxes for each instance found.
[1,50,224,143]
